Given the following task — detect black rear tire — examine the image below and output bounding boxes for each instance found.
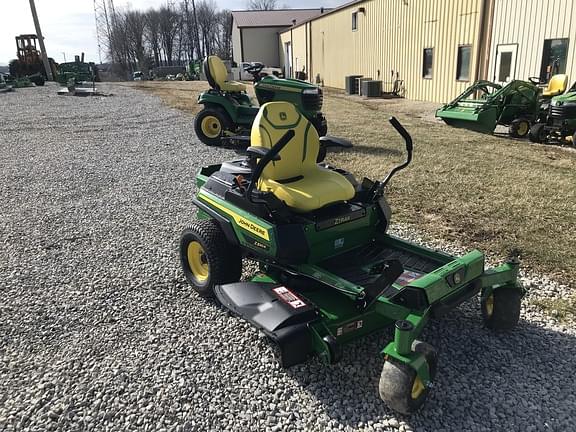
[528,123,547,143]
[509,119,531,138]
[481,287,522,330]
[310,116,328,136]
[179,219,242,298]
[194,107,232,146]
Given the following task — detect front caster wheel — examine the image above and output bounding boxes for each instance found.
[179,219,242,297]
[481,287,522,330]
[379,341,437,415]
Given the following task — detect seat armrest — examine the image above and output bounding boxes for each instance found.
[246,146,281,161]
[319,135,353,149]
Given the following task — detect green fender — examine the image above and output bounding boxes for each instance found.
[197,91,240,122]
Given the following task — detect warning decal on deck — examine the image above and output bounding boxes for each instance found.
[396,270,423,286]
[336,320,363,336]
[273,286,307,309]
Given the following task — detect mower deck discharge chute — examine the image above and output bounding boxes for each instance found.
[180,102,524,414]
[194,56,328,146]
[437,79,546,137]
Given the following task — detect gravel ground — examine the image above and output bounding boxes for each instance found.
[1,83,575,432]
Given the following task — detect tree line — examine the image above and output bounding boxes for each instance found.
[104,0,282,78]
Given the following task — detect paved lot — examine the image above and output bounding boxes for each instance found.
[0,84,574,432]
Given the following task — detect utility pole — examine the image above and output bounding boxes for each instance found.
[29,0,53,80]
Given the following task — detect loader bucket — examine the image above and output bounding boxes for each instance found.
[436,102,499,134]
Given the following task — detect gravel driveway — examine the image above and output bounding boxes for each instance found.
[1,83,574,432]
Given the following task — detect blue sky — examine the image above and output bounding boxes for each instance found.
[0,0,343,65]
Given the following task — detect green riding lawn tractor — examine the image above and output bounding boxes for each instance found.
[194,56,327,146]
[179,101,524,414]
[436,76,568,138]
[529,81,576,146]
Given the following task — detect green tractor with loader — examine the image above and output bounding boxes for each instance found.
[194,56,328,146]
[56,54,99,96]
[529,81,576,146]
[436,75,568,138]
[179,101,524,414]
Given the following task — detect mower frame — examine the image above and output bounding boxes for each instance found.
[181,115,524,414]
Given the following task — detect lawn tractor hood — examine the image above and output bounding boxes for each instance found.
[214,281,318,367]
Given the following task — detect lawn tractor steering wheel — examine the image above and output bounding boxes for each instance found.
[244,63,265,83]
[528,76,543,85]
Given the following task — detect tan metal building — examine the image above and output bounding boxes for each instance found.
[231,9,326,68]
[280,0,492,103]
[488,0,576,86]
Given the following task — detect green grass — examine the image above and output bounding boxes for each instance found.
[531,296,576,322]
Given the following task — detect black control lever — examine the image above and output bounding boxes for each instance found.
[356,259,404,310]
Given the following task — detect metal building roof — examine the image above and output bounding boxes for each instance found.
[231,9,329,28]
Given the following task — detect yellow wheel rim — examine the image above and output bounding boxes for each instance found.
[411,376,426,399]
[201,115,222,139]
[485,293,495,318]
[187,241,209,282]
[517,122,529,136]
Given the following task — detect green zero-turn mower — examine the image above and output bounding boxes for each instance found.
[179,101,524,414]
[194,56,328,146]
[436,79,550,138]
[529,81,576,146]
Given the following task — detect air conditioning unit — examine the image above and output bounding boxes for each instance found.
[361,80,382,98]
[357,78,373,96]
[345,75,363,95]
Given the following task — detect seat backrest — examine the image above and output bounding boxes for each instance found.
[250,102,319,182]
[545,74,568,94]
[204,56,228,90]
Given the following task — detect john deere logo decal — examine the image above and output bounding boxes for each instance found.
[198,193,271,241]
[237,217,268,239]
[279,112,287,121]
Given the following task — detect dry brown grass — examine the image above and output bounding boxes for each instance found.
[123,81,576,286]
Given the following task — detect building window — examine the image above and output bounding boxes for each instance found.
[423,48,433,79]
[540,38,569,81]
[498,51,513,82]
[352,12,358,31]
[456,45,471,81]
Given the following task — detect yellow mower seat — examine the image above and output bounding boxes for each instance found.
[251,102,355,213]
[542,74,568,97]
[205,55,246,93]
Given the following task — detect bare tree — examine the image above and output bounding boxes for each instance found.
[103,0,233,78]
[213,10,233,58]
[247,0,277,10]
[158,5,180,65]
[145,9,161,67]
[182,0,203,60]
[196,1,218,56]
[125,10,147,70]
